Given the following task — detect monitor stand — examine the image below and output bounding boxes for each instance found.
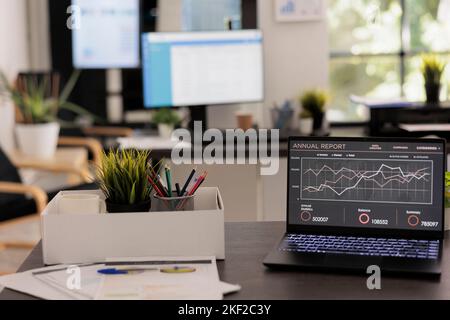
[188,105,208,132]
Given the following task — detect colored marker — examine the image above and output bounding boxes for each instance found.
[147,176,165,197]
[180,168,196,196]
[165,166,173,197]
[175,183,181,197]
[187,172,208,196]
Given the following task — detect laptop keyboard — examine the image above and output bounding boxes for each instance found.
[280,234,440,260]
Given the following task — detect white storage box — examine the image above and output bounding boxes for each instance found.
[41,187,224,265]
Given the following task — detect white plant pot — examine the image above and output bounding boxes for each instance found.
[15,122,60,159]
[0,100,15,154]
[446,208,450,231]
[158,124,174,139]
[299,118,313,135]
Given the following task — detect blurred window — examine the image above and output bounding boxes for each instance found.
[328,0,450,122]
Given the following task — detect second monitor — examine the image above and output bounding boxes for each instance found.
[141,30,264,108]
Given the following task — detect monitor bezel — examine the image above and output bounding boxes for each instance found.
[141,29,265,108]
[286,136,446,239]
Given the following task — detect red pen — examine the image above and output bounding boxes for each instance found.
[149,166,166,195]
[190,176,206,195]
[147,176,165,197]
[187,172,208,196]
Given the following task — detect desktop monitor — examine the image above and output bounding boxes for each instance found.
[71,0,140,69]
[141,30,264,108]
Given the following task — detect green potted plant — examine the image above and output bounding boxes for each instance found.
[152,108,181,139]
[299,89,328,133]
[421,54,446,105]
[445,172,450,230]
[0,70,94,158]
[96,149,155,213]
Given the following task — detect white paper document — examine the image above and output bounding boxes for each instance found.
[0,264,85,300]
[0,257,240,300]
[96,256,222,300]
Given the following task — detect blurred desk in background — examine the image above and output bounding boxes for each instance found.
[368,102,450,136]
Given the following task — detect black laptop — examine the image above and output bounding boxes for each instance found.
[264,137,446,275]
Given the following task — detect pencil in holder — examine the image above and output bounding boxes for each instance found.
[151,194,195,212]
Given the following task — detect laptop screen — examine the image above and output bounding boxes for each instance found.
[288,138,445,234]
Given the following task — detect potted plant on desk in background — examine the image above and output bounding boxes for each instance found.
[299,89,329,135]
[0,70,95,158]
[96,149,156,213]
[421,54,447,105]
[152,108,181,139]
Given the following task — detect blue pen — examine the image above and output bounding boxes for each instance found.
[97,267,159,275]
[97,268,128,275]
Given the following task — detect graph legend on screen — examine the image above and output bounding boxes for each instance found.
[300,158,433,204]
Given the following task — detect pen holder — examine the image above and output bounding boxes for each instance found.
[151,194,195,212]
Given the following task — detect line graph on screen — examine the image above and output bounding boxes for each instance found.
[300,158,433,204]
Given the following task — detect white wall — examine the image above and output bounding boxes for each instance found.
[258,0,329,128]
[0,0,50,75]
[0,0,30,81]
[27,0,51,71]
[0,0,30,153]
[157,0,183,32]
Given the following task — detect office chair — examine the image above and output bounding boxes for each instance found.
[0,146,100,247]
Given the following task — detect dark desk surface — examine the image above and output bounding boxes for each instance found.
[1,222,450,300]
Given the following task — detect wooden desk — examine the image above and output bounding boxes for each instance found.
[9,148,90,185]
[1,222,450,300]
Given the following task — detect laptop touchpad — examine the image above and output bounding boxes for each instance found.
[324,255,382,269]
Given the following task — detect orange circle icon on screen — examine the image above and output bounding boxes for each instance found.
[408,215,420,227]
[300,211,312,222]
[359,213,370,225]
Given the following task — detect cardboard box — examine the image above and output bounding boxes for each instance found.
[41,187,225,265]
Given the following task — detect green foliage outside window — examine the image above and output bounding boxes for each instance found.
[328,0,450,122]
